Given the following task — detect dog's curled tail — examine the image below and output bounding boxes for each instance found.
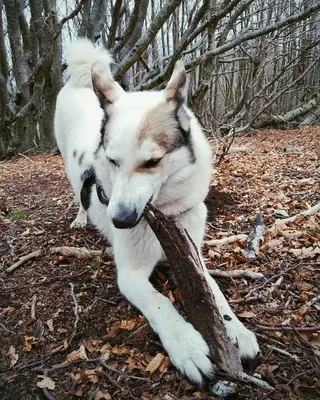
[65,38,113,88]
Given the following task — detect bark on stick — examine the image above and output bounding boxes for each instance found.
[143,204,243,377]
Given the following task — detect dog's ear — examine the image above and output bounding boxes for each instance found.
[91,62,124,107]
[164,61,188,105]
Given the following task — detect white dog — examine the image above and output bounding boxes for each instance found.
[54,38,259,385]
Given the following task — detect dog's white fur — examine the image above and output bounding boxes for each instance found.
[55,38,259,385]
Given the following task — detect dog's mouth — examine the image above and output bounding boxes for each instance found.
[113,195,153,230]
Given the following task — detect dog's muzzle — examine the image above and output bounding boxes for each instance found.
[112,204,138,229]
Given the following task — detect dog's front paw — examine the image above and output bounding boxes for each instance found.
[161,322,214,386]
[70,215,87,228]
[225,320,260,360]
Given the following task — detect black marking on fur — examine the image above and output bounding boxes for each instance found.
[94,111,109,157]
[78,152,85,166]
[73,150,77,158]
[172,112,196,163]
[80,167,96,210]
[223,314,232,321]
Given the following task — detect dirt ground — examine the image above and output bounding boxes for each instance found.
[0,127,319,400]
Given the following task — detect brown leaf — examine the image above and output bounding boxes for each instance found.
[145,353,165,375]
[111,345,131,355]
[24,336,39,352]
[66,345,88,363]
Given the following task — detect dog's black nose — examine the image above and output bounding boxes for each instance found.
[112,206,138,229]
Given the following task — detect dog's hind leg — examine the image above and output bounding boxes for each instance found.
[70,202,87,228]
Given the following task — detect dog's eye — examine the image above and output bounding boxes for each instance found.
[142,158,162,168]
[107,158,119,167]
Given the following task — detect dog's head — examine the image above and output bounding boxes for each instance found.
[91,61,196,229]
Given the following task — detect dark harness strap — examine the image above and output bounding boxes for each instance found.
[80,167,96,210]
[80,167,109,211]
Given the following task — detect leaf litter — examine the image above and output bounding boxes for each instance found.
[0,127,319,399]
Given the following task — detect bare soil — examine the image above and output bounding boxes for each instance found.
[0,127,319,400]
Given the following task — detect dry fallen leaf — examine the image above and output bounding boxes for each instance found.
[24,336,39,352]
[237,311,256,319]
[145,353,165,375]
[37,375,55,390]
[8,345,18,368]
[290,246,320,259]
[111,344,131,355]
[65,344,88,363]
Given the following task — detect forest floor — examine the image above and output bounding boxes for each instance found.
[0,127,319,400]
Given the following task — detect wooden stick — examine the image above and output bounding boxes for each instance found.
[205,234,248,247]
[143,204,243,377]
[69,283,80,344]
[255,324,320,332]
[270,202,320,233]
[6,247,103,274]
[6,249,43,273]
[209,269,263,279]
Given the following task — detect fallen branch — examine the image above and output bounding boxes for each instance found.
[50,246,102,259]
[6,247,103,274]
[244,212,265,259]
[255,324,320,332]
[6,249,43,273]
[143,204,243,377]
[209,269,263,279]
[265,345,300,362]
[31,294,37,320]
[270,202,320,233]
[237,372,274,391]
[31,357,152,383]
[69,283,80,344]
[205,234,248,247]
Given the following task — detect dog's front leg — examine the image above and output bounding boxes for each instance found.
[113,229,213,386]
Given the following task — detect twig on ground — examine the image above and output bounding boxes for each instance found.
[69,283,79,344]
[237,372,274,391]
[6,246,104,274]
[205,234,248,247]
[6,249,43,273]
[0,322,17,335]
[208,269,263,279]
[128,322,149,338]
[229,295,259,304]
[265,345,300,361]
[306,295,320,307]
[50,246,102,259]
[31,357,152,383]
[245,262,313,299]
[31,294,37,320]
[255,324,320,332]
[18,153,35,162]
[270,202,320,233]
[244,212,265,259]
